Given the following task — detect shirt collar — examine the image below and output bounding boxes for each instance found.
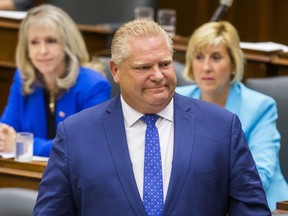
[121,95,174,127]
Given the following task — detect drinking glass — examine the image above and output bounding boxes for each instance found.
[134,7,154,20]
[15,132,33,162]
[157,9,177,36]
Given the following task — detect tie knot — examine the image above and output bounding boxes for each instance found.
[141,114,159,126]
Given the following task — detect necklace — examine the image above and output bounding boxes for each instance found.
[49,93,55,114]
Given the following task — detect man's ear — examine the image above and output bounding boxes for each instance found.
[109,60,120,84]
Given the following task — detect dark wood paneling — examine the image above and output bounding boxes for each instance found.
[0,66,14,114]
[158,0,288,45]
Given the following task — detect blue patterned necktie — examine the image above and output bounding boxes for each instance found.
[141,114,164,216]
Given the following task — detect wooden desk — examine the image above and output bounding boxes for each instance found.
[241,49,288,78]
[272,201,288,215]
[0,158,47,190]
[277,201,288,210]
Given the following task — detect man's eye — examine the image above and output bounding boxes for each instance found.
[135,66,150,70]
[160,62,171,68]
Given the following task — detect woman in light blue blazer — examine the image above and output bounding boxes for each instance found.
[0,5,111,157]
[176,21,288,211]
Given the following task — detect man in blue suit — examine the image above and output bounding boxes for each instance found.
[34,19,270,215]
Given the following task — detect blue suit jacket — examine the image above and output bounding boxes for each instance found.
[0,67,111,156]
[34,93,270,215]
[176,82,288,210]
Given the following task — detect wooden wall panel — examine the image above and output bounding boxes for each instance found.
[158,0,288,44]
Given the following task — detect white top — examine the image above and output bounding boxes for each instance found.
[121,96,174,201]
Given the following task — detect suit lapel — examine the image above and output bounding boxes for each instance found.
[103,97,146,216]
[102,95,195,215]
[163,94,195,215]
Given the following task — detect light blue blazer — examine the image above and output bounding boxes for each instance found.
[176,82,288,210]
[0,67,111,157]
[34,93,270,215]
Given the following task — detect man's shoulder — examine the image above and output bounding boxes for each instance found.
[62,97,116,126]
[174,93,236,125]
[175,93,233,114]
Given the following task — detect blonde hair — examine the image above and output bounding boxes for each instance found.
[184,21,244,83]
[111,18,174,66]
[16,4,89,95]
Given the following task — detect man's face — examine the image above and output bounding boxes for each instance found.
[110,35,176,114]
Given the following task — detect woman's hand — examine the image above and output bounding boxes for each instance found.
[0,123,16,152]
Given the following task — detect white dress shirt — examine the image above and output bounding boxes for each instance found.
[121,96,174,201]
